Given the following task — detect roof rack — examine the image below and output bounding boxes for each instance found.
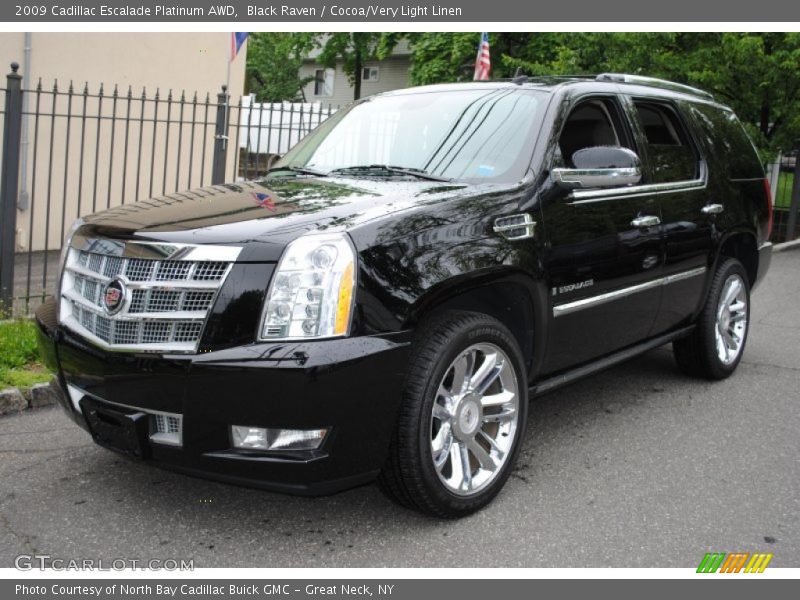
[595,73,714,100]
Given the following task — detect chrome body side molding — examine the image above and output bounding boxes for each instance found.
[569,178,706,205]
[553,266,707,317]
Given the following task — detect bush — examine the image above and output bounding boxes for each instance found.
[0,319,41,370]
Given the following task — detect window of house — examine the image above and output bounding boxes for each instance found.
[634,101,699,183]
[362,67,380,82]
[314,69,334,97]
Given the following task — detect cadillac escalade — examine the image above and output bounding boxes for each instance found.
[35,74,773,517]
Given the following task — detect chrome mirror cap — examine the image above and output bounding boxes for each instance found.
[552,145,643,189]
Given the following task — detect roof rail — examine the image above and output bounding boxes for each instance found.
[595,73,714,100]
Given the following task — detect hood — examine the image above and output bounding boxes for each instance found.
[78,177,487,261]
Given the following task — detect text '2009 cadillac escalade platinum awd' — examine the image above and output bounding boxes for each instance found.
[36,74,773,517]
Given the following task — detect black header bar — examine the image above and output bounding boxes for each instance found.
[3,0,800,22]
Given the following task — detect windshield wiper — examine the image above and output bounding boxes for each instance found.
[266,165,329,177]
[329,164,452,182]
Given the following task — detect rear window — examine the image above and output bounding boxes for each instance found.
[686,103,763,179]
[634,101,699,183]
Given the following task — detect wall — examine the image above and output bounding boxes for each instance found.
[0,32,247,255]
[299,55,411,108]
[1,32,244,97]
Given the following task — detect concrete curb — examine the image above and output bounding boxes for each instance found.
[0,378,58,417]
[772,240,800,252]
[773,239,800,253]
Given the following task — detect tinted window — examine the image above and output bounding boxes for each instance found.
[557,100,622,167]
[687,103,763,179]
[634,102,699,183]
[277,89,544,183]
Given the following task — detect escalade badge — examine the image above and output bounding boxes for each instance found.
[103,278,127,315]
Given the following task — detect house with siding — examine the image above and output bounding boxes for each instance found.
[298,40,412,108]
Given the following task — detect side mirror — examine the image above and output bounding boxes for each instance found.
[552,146,642,189]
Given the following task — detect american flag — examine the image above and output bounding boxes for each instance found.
[231,32,248,61]
[473,32,491,81]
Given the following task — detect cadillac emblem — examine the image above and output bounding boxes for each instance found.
[103,278,126,315]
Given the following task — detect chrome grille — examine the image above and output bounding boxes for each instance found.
[59,240,240,353]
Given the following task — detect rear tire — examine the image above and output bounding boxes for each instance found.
[673,258,750,380]
[378,311,528,518]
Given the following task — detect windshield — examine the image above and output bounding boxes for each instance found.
[274,88,545,183]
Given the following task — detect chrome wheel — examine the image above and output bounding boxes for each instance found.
[430,343,519,496]
[715,273,748,365]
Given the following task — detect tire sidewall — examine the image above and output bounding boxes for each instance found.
[412,316,529,515]
[702,259,751,378]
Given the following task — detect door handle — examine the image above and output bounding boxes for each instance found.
[630,215,661,228]
[701,203,724,215]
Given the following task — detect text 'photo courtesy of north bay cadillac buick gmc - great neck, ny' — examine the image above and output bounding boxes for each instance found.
[36,74,772,517]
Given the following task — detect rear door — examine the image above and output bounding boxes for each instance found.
[540,94,664,373]
[626,98,711,335]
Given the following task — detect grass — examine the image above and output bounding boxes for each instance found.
[775,171,795,209]
[0,319,51,391]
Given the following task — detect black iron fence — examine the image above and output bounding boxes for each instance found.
[767,153,800,245]
[0,62,339,316]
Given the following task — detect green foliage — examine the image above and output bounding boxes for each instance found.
[405,33,480,85]
[314,33,402,100]
[0,367,51,391]
[245,33,317,102]
[0,319,41,370]
[775,172,795,209]
[249,32,800,153]
[405,32,800,155]
[0,319,50,391]
[247,33,403,102]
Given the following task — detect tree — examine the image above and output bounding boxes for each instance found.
[313,33,402,100]
[245,33,316,102]
[406,33,800,156]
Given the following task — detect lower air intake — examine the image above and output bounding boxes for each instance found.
[150,413,183,446]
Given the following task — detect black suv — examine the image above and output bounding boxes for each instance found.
[36,74,773,517]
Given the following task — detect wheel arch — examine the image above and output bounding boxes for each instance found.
[717,230,759,288]
[404,270,548,381]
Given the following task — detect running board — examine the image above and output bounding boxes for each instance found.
[530,325,695,397]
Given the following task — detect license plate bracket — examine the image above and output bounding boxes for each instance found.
[80,397,151,460]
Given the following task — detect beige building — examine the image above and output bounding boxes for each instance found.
[298,40,412,108]
[0,33,247,253]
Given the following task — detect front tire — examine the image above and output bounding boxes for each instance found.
[378,311,529,518]
[673,258,750,380]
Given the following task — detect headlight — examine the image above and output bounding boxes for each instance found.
[259,232,357,340]
[55,218,84,300]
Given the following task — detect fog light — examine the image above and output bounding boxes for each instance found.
[231,426,268,449]
[231,426,328,451]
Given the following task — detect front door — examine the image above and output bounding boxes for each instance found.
[540,95,664,373]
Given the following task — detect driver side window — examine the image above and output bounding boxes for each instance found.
[556,99,627,168]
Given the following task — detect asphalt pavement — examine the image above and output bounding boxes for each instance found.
[1,249,798,568]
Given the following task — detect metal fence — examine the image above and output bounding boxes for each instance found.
[766,153,800,245]
[0,62,339,316]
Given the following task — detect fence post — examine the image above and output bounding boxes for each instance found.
[786,146,800,243]
[211,85,228,185]
[0,62,23,313]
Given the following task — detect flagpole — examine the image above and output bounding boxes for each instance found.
[223,34,231,151]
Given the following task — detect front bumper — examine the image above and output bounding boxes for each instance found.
[35,299,411,495]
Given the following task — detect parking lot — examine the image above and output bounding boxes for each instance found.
[0,249,798,569]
